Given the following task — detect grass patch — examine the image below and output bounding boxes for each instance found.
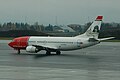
[0,37,14,40]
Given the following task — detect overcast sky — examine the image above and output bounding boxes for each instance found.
[0,0,120,25]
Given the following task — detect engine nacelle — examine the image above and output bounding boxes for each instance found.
[26,46,39,53]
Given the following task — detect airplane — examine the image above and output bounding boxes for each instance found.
[8,16,114,55]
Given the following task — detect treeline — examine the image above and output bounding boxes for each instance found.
[100,23,120,39]
[0,22,44,32]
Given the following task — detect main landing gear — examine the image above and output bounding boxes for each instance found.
[46,51,61,55]
[56,51,61,55]
[46,51,51,55]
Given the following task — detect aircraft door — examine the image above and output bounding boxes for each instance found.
[77,39,83,48]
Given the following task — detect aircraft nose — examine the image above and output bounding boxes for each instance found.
[8,42,13,48]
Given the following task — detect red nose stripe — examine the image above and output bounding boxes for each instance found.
[19,36,30,48]
[8,36,30,49]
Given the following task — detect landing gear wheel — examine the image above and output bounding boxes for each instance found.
[46,51,51,55]
[17,50,20,54]
[56,51,61,55]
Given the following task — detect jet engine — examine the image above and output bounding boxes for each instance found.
[26,46,39,53]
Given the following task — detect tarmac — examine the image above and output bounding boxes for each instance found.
[0,40,120,80]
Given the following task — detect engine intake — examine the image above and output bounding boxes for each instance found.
[26,46,39,53]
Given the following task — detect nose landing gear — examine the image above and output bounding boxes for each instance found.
[17,49,20,54]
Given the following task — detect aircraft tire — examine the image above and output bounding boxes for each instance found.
[46,51,51,55]
[56,51,61,55]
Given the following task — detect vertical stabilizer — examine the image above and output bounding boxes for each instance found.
[75,16,103,39]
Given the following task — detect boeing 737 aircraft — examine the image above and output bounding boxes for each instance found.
[8,16,114,55]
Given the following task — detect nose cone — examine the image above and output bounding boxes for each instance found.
[8,42,13,48]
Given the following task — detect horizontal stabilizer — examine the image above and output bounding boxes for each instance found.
[98,37,115,41]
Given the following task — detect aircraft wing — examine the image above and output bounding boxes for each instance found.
[98,37,115,41]
[32,45,58,50]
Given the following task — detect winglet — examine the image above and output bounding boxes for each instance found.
[95,16,103,21]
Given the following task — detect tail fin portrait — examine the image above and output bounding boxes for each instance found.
[76,16,103,39]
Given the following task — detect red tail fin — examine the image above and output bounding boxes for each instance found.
[95,16,103,21]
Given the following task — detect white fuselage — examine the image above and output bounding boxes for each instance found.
[28,36,99,51]
[8,16,103,54]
